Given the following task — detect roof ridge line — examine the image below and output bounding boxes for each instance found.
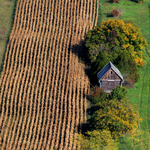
[109,61,113,68]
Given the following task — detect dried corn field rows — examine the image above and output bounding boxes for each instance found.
[0,0,99,149]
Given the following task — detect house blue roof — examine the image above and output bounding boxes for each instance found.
[97,61,123,82]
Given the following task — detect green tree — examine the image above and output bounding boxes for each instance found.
[91,50,109,76]
[108,86,127,100]
[114,50,140,83]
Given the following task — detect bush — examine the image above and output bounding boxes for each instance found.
[90,86,107,104]
[123,78,134,88]
[112,9,119,17]
[126,129,150,149]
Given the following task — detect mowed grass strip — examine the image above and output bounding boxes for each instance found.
[139,62,150,129]
[130,60,150,143]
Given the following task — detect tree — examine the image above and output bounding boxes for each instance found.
[89,98,142,139]
[84,19,147,66]
[74,130,118,150]
[108,86,127,100]
[113,50,140,83]
[91,50,109,76]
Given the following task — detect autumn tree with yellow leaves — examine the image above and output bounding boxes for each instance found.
[89,98,142,139]
[84,19,147,66]
[88,86,142,139]
[74,130,118,150]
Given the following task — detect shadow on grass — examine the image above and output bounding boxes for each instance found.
[107,13,113,17]
[0,0,18,75]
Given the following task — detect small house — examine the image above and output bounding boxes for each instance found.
[97,61,124,92]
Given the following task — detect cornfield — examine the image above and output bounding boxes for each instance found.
[0,0,99,149]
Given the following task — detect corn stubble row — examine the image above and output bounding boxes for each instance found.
[0,0,99,149]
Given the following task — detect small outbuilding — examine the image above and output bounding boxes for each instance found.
[97,61,124,92]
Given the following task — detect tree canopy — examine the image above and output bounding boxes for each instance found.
[84,19,147,66]
[88,86,142,139]
[89,96,142,139]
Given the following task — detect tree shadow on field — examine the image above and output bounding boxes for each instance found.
[76,102,100,134]
[70,40,98,87]
[0,0,19,76]
[70,41,100,134]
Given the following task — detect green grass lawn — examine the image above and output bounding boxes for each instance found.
[0,0,17,75]
[99,0,150,149]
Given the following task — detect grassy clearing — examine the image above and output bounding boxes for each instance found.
[0,0,17,74]
[99,0,150,149]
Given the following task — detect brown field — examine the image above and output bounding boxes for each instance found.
[0,0,99,149]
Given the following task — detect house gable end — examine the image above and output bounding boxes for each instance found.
[101,69,122,80]
[110,62,123,80]
[97,61,123,83]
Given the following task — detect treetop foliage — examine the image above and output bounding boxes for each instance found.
[113,50,140,84]
[89,98,142,139]
[108,85,127,100]
[84,19,148,66]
